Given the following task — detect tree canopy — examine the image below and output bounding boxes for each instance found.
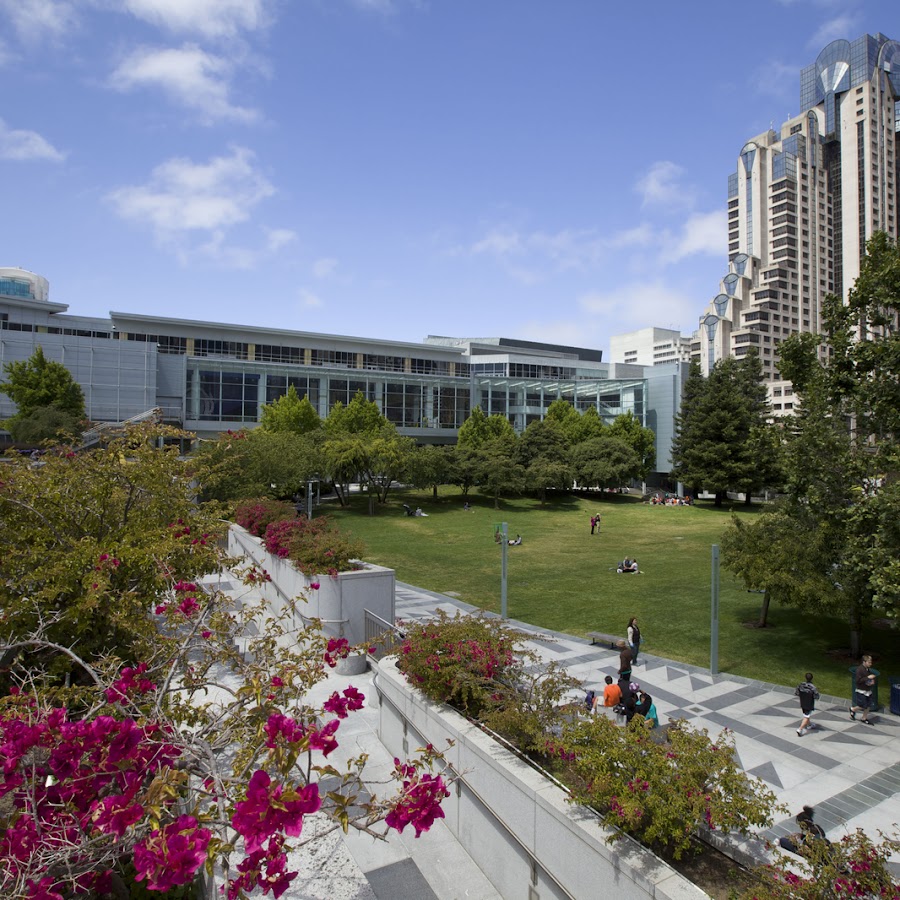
[670,353,777,505]
[1,345,86,443]
[723,232,900,651]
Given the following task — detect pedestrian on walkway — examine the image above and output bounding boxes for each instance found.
[849,654,876,726]
[626,616,641,666]
[617,640,633,684]
[795,672,820,736]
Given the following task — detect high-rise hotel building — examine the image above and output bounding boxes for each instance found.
[695,33,899,410]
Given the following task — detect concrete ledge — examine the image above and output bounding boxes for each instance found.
[227,524,395,646]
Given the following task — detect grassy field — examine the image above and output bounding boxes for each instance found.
[326,487,899,699]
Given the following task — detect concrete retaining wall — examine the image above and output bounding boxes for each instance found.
[227,524,395,646]
[376,657,707,900]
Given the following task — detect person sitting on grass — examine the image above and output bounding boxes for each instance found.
[618,557,638,574]
[508,534,522,546]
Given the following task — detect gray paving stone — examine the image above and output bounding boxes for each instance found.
[365,859,439,900]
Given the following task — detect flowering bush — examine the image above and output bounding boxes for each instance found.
[396,613,782,864]
[233,497,297,537]
[395,611,579,748]
[558,717,781,860]
[0,427,450,899]
[740,828,900,898]
[263,514,365,577]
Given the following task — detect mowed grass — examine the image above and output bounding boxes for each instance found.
[327,487,900,700]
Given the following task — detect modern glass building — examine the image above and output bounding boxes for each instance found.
[694,32,899,410]
[0,268,686,471]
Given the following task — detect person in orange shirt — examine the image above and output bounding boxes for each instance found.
[601,675,622,717]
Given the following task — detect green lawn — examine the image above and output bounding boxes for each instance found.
[327,487,899,699]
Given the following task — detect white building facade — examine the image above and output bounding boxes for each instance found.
[609,327,693,368]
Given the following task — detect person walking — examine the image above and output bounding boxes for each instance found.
[590,515,596,535]
[795,672,820,736]
[626,616,641,666]
[849,654,876,726]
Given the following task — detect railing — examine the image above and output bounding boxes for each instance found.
[364,609,404,659]
[80,407,163,447]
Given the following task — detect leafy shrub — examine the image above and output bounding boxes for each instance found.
[234,497,296,537]
[396,613,783,863]
[395,611,578,741]
[558,717,780,860]
[263,515,365,577]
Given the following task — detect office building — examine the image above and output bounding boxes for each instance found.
[694,32,900,407]
[609,327,693,368]
[0,267,690,475]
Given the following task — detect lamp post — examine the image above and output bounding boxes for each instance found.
[710,544,720,675]
[500,522,508,619]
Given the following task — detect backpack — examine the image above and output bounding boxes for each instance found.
[797,683,817,712]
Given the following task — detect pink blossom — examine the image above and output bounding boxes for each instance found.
[133,816,210,891]
[386,773,449,837]
[231,770,321,854]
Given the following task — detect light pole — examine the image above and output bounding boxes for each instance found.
[500,522,508,619]
[710,544,720,675]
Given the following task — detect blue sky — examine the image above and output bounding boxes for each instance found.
[1,1,896,357]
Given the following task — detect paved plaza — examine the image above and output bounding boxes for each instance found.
[209,572,900,898]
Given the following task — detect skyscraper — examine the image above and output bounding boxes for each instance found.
[695,33,900,410]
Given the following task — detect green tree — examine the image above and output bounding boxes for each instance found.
[259,385,321,434]
[727,232,900,652]
[720,509,838,628]
[5,405,84,445]
[406,444,453,500]
[571,432,641,491]
[0,424,224,675]
[670,353,775,506]
[608,411,656,481]
[516,419,573,505]
[192,429,322,501]
[457,406,517,451]
[325,391,388,436]
[2,345,87,442]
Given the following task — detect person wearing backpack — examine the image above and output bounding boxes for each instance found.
[795,673,820,736]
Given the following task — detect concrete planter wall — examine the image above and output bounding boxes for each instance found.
[227,524,395,647]
[376,658,708,900]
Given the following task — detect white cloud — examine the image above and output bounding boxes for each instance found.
[313,257,338,279]
[120,0,272,40]
[298,288,323,308]
[109,45,258,124]
[635,161,692,210]
[0,0,77,42]
[0,38,14,66]
[808,14,859,49]
[107,145,273,236]
[0,118,65,161]
[351,0,397,13]
[265,228,297,253]
[578,280,700,331]
[750,59,798,99]
[659,210,727,264]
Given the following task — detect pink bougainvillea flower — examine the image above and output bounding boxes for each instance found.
[231,770,321,854]
[133,815,210,891]
[386,773,449,838]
